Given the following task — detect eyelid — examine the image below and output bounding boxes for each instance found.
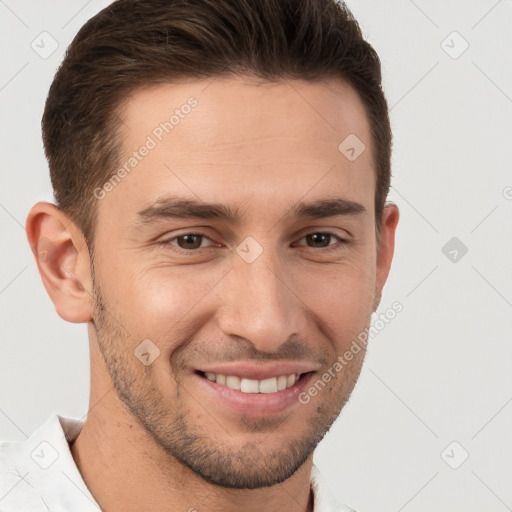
[298,226,351,238]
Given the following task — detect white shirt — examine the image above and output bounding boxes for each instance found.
[0,414,355,511]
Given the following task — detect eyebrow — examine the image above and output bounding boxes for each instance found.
[136,195,367,225]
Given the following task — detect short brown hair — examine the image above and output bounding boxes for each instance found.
[42,0,391,247]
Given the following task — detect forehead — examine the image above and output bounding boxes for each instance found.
[119,75,372,154]
[100,76,375,225]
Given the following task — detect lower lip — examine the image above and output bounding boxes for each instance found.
[194,372,315,417]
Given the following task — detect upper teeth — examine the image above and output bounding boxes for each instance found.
[204,373,299,393]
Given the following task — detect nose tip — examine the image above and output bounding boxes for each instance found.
[216,258,305,353]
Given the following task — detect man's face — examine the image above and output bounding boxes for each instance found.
[90,76,382,488]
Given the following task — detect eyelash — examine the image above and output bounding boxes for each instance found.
[159,231,349,255]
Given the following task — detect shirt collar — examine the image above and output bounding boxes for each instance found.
[0,414,99,511]
[310,464,356,512]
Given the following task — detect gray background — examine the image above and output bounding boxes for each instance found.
[1,1,511,511]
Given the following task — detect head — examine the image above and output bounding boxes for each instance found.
[28,0,399,490]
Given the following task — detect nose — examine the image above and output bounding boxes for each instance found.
[216,248,306,353]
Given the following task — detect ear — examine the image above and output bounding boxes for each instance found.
[373,202,399,311]
[26,202,93,323]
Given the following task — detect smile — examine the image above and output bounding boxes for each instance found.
[200,372,300,394]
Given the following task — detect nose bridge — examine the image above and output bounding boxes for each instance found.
[217,245,304,352]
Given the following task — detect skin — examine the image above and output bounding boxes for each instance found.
[26,76,399,512]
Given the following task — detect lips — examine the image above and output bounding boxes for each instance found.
[196,361,318,381]
[193,362,317,416]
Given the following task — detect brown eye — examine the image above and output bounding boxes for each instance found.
[163,232,216,253]
[305,233,334,248]
[175,234,205,250]
[294,232,349,254]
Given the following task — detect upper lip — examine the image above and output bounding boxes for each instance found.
[195,361,318,381]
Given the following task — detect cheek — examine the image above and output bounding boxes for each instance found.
[293,262,376,343]
[112,265,223,343]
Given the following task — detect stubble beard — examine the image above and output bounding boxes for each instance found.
[90,271,365,489]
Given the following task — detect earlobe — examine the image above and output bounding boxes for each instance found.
[373,202,400,311]
[26,202,93,323]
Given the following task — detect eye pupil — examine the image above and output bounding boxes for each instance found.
[307,233,331,247]
[178,234,202,249]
